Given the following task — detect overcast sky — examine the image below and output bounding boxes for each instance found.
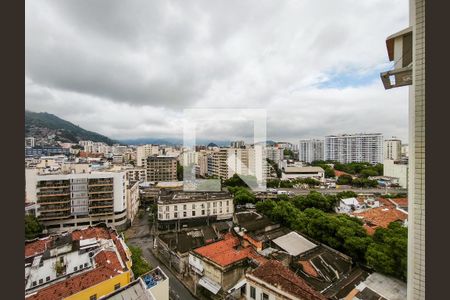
[26,0,409,144]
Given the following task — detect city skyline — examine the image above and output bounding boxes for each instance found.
[26,0,409,143]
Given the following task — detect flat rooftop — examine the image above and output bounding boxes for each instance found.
[158,190,232,204]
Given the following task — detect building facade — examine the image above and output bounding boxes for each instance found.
[26,171,129,232]
[384,159,409,188]
[324,133,383,164]
[144,156,177,182]
[384,138,403,160]
[156,191,234,230]
[298,139,324,163]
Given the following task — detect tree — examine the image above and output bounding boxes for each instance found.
[336,174,353,185]
[128,245,152,278]
[336,191,358,199]
[176,162,184,181]
[25,215,43,240]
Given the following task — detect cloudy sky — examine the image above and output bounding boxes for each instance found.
[26,0,409,143]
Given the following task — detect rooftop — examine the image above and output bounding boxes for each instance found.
[352,207,407,234]
[272,232,317,257]
[345,272,407,300]
[193,233,266,268]
[248,260,326,300]
[101,278,152,300]
[283,166,324,174]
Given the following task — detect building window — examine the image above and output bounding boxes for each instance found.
[90,295,97,300]
[158,213,163,219]
[220,201,223,207]
[39,279,43,284]
[174,205,178,211]
[165,206,169,212]
[202,210,205,215]
[183,204,187,210]
[174,212,178,218]
[213,209,217,214]
[192,211,196,217]
[213,202,217,207]
[158,206,162,212]
[32,281,37,287]
[74,266,78,272]
[46,276,50,282]
[207,203,210,208]
[114,283,121,290]
[183,211,187,217]
[192,204,196,209]
[261,292,269,300]
[84,263,88,268]
[250,286,256,299]
[165,213,169,219]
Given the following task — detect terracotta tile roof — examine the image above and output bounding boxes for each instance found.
[26,250,125,300]
[249,260,326,300]
[25,237,52,258]
[377,197,396,208]
[298,260,318,277]
[353,207,407,234]
[194,233,265,267]
[335,170,351,177]
[390,197,408,207]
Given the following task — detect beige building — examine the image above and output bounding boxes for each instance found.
[384,138,402,160]
[384,159,409,188]
[144,155,177,182]
[381,0,425,298]
[136,144,159,167]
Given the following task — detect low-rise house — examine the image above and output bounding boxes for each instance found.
[336,197,363,214]
[24,224,133,300]
[271,231,317,257]
[155,226,220,274]
[344,272,407,300]
[188,233,266,299]
[291,244,369,299]
[352,207,408,235]
[246,260,326,300]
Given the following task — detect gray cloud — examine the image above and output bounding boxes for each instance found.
[26,0,409,143]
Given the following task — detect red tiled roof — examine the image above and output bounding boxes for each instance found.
[249,260,326,300]
[334,170,351,177]
[298,260,318,277]
[194,233,265,267]
[353,207,407,234]
[390,198,408,207]
[25,237,52,258]
[377,197,396,208]
[26,250,125,300]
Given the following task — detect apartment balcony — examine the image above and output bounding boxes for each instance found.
[88,179,113,185]
[89,207,114,217]
[38,211,71,221]
[38,199,70,205]
[37,190,70,197]
[37,181,70,188]
[89,195,114,201]
[38,205,71,212]
[89,200,113,208]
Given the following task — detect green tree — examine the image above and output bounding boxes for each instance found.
[176,162,184,181]
[25,215,43,240]
[336,174,353,185]
[128,245,152,278]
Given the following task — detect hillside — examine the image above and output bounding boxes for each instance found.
[25,111,117,145]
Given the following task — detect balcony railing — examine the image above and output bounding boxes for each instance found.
[38,211,71,220]
[38,205,71,212]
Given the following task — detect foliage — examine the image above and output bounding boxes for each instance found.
[255,199,408,282]
[365,222,408,280]
[334,162,383,177]
[283,149,294,157]
[228,186,256,205]
[25,215,43,240]
[176,162,184,181]
[292,191,338,212]
[267,159,282,178]
[311,160,335,178]
[336,191,358,199]
[223,174,257,188]
[128,245,152,278]
[382,193,407,198]
[336,174,353,185]
[352,178,378,188]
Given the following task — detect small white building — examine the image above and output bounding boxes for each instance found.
[337,197,363,214]
[281,166,325,182]
[383,159,408,188]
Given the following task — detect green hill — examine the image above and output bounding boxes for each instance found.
[25,111,117,145]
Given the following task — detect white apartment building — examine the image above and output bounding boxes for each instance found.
[384,159,409,188]
[26,171,130,232]
[298,139,324,163]
[324,133,383,164]
[230,140,245,148]
[136,144,159,167]
[265,146,283,163]
[207,146,266,184]
[384,138,402,160]
[157,191,234,230]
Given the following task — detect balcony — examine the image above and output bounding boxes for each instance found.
[37,181,70,188]
[38,211,71,220]
[38,205,71,212]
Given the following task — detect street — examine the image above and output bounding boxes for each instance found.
[125,214,197,300]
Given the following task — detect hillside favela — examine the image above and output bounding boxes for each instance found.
[25,1,425,300]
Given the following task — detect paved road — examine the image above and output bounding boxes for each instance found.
[125,216,197,300]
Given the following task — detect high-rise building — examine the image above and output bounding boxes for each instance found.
[298,139,324,163]
[381,1,425,297]
[230,140,245,148]
[136,144,159,167]
[384,138,402,160]
[144,155,177,182]
[324,133,383,164]
[265,146,284,163]
[207,146,266,183]
[26,171,129,233]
